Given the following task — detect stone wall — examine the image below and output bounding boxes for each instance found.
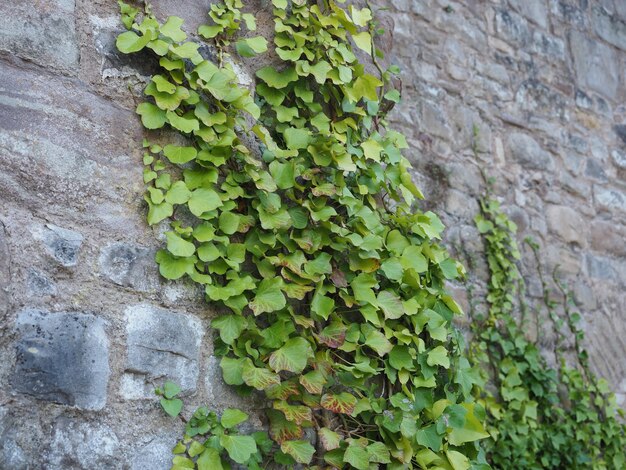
[0,0,624,468]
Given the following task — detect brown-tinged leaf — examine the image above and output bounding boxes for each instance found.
[319,427,341,451]
[268,409,303,444]
[321,392,357,415]
[299,369,327,395]
[317,322,347,348]
[274,400,313,425]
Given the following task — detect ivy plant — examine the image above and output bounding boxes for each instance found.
[470,190,626,469]
[117,0,489,468]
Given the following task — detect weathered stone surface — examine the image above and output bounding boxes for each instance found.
[570,30,619,99]
[512,0,549,28]
[11,309,110,410]
[36,224,83,267]
[594,186,626,212]
[592,6,626,51]
[131,435,177,470]
[495,8,531,46]
[506,132,554,170]
[0,62,144,237]
[122,304,203,398]
[46,418,121,469]
[0,0,79,72]
[99,243,158,291]
[26,269,56,296]
[546,204,586,246]
[590,220,626,256]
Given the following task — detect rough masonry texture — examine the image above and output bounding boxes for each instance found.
[0,0,624,468]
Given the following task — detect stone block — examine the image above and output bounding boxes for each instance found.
[495,8,531,46]
[11,309,110,410]
[612,150,626,170]
[550,0,587,28]
[26,269,56,296]
[512,0,549,28]
[131,435,177,470]
[46,418,120,469]
[0,0,79,73]
[38,224,83,267]
[594,186,626,212]
[99,243,159,292]
[506,132,554,170]
[122,304,203,398]
[545,204,586,246]
[570,30,619,100]
[592,6,626,51]
[590,220,626,256]
[0,222,9,317]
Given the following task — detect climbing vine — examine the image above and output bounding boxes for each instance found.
[117,0,489,468]
[470,190,626,469]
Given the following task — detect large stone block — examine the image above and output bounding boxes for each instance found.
[99,242,159,292]
[506,132,554,170]
[0,222,9,316]
[545,204,586,246]
[122,304,203,398]
[592,6,626,52]
[11,309,110,410]
[35,224,84,267]
[0,0,79,73]
[46,418,121,469]
[494,8,531,46]
[0,62,144,238]
[570,30,619,100]
[594,186,626,213]
[512,0,549,28]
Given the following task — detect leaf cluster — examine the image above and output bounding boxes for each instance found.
[117,0,490,468]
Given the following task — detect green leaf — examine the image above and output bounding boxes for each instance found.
[283,127,310,150]
[116,30,151,53]
[250,278,286,315]
[256,66,298,89]
[235,36,268,57]
[136,102,167,129]
[269,337,313,373]
[401,246,428,273]
[198,24,223,39]
[377,290,404,320]
[166,111,200,133]
[166,232,196,257]
[427,345,450,368]
[155,250,196,279]
[242,360,281,390]
[363,327,392,356]
[367,442,391,464]
[170,42,201,60]
[197,448,223,470]
[351,7,373,27]
[160,397,183,417]
[220,357,245,385]
[221,408,249,429]
[446,450,470,470]
[362,137,383,161]
[218,211,240,235]
[188,188,222,216]
[447,404,489,445]
[163,145,197,164]
[280,440,315,464]
[269,161,295,189]
[146,200,174,225]
[165,181,191,204]
[352,31,372,55]
[163,381,181,399]
[312,292,335,320]
[220,434,257,464]
[415,424,442,452]
[212,315,246,345]
[343,443,369,470]
[160,16,187,42]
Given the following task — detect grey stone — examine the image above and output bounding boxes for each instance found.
[123,304,203,398]
[40,224,83,267]
[46,418,121,469]
[11,309,110,410]
[532,31,565,58]
[594,186,626,212]
[592,6,626,51]
[495,8,531,46]
[551,0,587,27]
[590,220,626,256]
[0,0,79,73]
[546,204,586,246]
[99,242,158,291]
[418,101,452,140]
[131,435,177,470]
[612,150,626,170]
[586,254,618,281]
[585,158,607,181]
[506,132,554,170]
[512,0,549,28]
[570,30,619,100]
[614,125,626,145]
[26,269,57,296]
[0,427,27,470]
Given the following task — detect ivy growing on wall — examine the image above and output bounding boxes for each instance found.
[117,0,489,468]
[470,190,626,469]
